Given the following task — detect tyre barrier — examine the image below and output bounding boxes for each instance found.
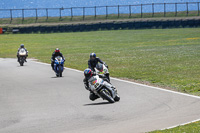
[0,28,7,34]
[7,18,200,34]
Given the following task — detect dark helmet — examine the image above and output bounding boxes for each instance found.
[55,48,60,53]
[96,63,103,72]
[90,53,96,60]
[84,68,92,79]
[20,44,24,48]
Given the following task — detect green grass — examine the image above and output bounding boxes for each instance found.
[0,28,200,95]
[150,121,200,133]
[0,10,199,25]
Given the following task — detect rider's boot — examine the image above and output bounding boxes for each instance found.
[25,56,27,62]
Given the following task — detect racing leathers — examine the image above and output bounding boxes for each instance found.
[88,57,104,71]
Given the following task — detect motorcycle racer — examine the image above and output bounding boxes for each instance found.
[17,44,28,62]
[83,68,120,102]
[51,48,65,70]
[88,53,108,71]
[83,68,100,101]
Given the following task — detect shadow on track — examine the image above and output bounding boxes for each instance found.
[17,65,27,67]
[84,102,112,106]
[51,76,64,78]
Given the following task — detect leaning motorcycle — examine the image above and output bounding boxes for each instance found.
[18,48,27,66]
[88,75,120,103]
[53,56,64,77]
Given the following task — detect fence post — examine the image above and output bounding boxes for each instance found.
[71,7,73,21]
[59,8,62,20]
[83,7,85,20]
[141,4,143,18]
[198,2,200,16]
[186,2,188,16]
[118,5,120,18]
[35,9,38,22]
[164,3,166,17]
[175,3,177,16]
[152,3,154,17]
[46,9,48,21]
[10,9,12,22]
[106,6,108,19]
[129,5,131,18]
[94,6,96,19]
[22,9,24,22]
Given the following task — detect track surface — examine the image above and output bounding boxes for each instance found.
[1,58,200,133]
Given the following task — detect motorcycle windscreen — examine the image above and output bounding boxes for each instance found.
[19,48,26,56]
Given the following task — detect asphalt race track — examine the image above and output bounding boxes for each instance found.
[1,58,200,133]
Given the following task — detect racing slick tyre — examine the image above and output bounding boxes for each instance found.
[100,89,115,103]
[114,94,120,102]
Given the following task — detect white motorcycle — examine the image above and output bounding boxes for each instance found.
[88,75,120,103]
[18,48,27,66]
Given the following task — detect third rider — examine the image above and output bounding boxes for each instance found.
[51,48,65,70]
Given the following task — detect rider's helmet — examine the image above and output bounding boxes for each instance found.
[90,53,96,60]
[55,48,60,53]
[20,44,24,48]
[84,68,93,79]
[96,63,103,72]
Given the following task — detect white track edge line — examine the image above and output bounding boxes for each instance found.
[160,118,200,130]
[33,60,200,99]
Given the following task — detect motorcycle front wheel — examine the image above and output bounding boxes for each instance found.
[20,62,23,66]
[59,66,62,77]
[19,58,24,66]
[100,89,115,103]
[114,94,120,102]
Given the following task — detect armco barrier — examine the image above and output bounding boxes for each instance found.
[9,18,200,34]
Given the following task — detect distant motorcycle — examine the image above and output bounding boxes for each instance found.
[54,56,64,77]
[88,74,120,103]
[18,48,27,66]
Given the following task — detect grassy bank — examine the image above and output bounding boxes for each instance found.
[0,28,200,95]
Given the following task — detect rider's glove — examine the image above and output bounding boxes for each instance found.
[99,74,106,78]
[92,71,96,75]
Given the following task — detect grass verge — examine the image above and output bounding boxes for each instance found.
[150,121,200,133]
